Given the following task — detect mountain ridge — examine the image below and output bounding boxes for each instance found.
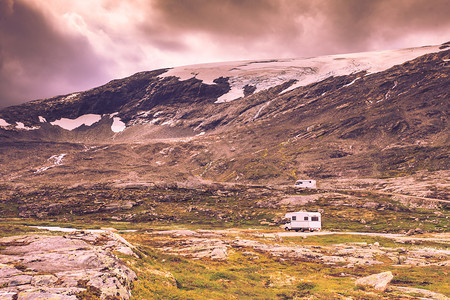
[1,43,448,132]
[0,43,448,186]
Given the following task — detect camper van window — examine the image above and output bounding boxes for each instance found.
[304,216,308,221]
[292,216,296,221]
[311,216,319,221]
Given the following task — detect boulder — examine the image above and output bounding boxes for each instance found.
[355,271,393,291]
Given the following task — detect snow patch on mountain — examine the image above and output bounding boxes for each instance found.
[216,87,245,103]
[38,116,47,122]
[111,117,126,132]
[0,119,9,127]
[0,119,39,130]
[253,100,272,121]
[51,114,102,130]
[16,122,39,130]
[161,45,444,103]
[343,78,360,88]
[35,154,66,174]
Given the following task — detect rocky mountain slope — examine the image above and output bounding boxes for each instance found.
[0,43,449,186]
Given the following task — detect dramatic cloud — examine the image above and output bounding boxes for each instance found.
[0,0,449,108]
[0,0,110,107]
[147,0,450,56]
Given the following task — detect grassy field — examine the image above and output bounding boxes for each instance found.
[120,230,449,299]
[0,183,448,299]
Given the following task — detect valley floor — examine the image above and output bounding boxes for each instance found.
[1,226,448,299]
[0,182,448,299]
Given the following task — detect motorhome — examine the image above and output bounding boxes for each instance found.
[294,180,316,188]
[284,211,321,232]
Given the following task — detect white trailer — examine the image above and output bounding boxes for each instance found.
[284,211,321,232]
[294,180,316,188]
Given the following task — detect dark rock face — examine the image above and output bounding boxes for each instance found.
[0,69,230,127]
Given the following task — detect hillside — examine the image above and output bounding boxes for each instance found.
[0,43,448,187]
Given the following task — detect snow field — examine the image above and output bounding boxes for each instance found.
[50,114,102,130]
[50,113,127,132]
[160,45,445,103]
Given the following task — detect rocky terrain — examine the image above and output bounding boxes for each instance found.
[0,231,136,299]
[142,229,449,268]
[0,224,447,299]
[122,228,449,299]
[0,43,448,299]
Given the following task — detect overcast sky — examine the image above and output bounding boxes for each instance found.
[1,0,449,108]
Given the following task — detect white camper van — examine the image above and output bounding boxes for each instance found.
[284,211,321,232]
[294,180,316,188]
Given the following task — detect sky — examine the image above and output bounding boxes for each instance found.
[0,0,449,108]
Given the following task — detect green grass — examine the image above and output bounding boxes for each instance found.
[282,233,448,250]
[284,234,399,247]
[128,244,361,299]
[0,223,39,237]
[121,228,449,299]
[391,266,449,294]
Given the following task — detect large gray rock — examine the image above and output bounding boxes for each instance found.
[355,271,393,291]
[0,233,137,299]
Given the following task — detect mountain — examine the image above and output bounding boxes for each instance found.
[0,43,449,187]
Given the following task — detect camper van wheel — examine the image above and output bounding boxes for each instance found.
[285,227,289,231]
[295,229,299,232]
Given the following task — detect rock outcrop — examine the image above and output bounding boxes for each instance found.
[145,230,450,268]
[0,232,137,299]
[355,271,393,291]
[390,286,449,300]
